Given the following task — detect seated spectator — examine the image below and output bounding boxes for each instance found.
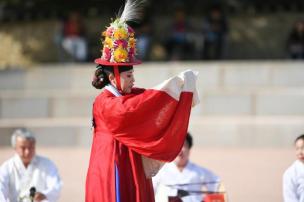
[164,8,194,60]
[134,13,153,61]
[153,132,222,202]
[202,5,228,60]
[0,128,62,202]
[53,19,65,62]
[286,20,304,59]
[283,134,304,202]
[61,11,88,62]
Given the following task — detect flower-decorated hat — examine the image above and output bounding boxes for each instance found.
[95,0,146,66]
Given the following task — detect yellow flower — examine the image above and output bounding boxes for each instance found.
[113,28,128,40]
[114,48,128,62]
[104,37,113,48]
[129,37,136,48]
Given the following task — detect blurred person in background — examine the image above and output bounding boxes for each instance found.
[0,128,62,202]
[153,132,222,202]
[135,14,153,61]
[53,18,66,63]
[164,8,194,60]
[202,5,228,60]
[283,134,304,202]
[61,11,88,62]
[286,20,304,59]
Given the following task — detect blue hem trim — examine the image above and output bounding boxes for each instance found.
[115,162,120,202]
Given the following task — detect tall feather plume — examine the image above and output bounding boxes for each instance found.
[118,0,147,23]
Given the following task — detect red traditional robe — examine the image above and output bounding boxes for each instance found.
[86,70,198,202]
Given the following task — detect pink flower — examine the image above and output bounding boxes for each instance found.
[129,48,135,55]
[114,40,128,48]
[106,27,114,37]
[128,48,135,61]
[103,47,111,60]
[127,26,135,34]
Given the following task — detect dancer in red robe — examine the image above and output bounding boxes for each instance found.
[85,1,199,201]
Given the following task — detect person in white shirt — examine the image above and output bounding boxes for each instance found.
[153,133,221,202]
[0,128,62,202]
[283,134,304,202]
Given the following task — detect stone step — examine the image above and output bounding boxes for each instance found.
[196,88,304,116]
[0,118,92,147]
[0,61,304,91]
[189,116,304,148]
[0,90,96,119]
[1,88,304,119]
[0,116,303,147]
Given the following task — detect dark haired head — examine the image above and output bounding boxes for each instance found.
[185,132,193,149]
[91,65,133,89]
[295,134,304,144]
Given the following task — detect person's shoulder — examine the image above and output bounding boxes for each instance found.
[163,162,176,169]
[0,156,15,170]
[96,89,113,99]
[283,160,300,178]
[36,155,54,163]
[294,160,304,167]
[187,161,208,172]
[156,162,175,175]
[35,155,58,169]
[286,160,299,171]
[293,160,304,172]
[188,162,219,178]
[94,89,115,104]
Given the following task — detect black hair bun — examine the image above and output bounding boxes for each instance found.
[92,67,110,89]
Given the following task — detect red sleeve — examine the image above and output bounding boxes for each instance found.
[95,89,193,161]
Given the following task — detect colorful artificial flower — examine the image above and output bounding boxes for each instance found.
[113,28,128,40]
[98,11,141,63]
[106,27,114,37]
[102,47,111,60]
[114,48,128,62]
[128,49,135,62]
[104,37,113,48]
[127,26,135,37]
[114,39,128,49]
[128,37,136,48]
[129,47,135,55]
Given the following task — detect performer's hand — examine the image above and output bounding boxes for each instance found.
[34,192,47,201]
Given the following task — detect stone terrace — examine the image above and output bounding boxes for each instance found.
[0,61,303,147]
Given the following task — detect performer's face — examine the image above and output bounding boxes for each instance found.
[295,138,304,163]
[174,142,190,168]
[110,69,135,94]
[15,137,36,167]
[120,69,135,94]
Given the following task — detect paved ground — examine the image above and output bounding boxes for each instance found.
[0,147,295,202]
